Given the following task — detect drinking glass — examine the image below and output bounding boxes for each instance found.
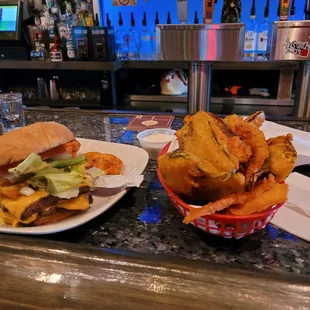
[0,93,25,133]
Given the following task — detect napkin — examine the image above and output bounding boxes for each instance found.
[271,172,310,242]
[261,121,310,166]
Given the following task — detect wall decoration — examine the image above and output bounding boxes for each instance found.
[112,0,137,6]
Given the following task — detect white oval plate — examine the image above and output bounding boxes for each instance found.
[0,138,149,235]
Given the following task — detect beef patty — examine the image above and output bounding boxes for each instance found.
[21,186,92,220]
[0,186,92,221]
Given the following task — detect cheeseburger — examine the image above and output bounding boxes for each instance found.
[0,122,92,227]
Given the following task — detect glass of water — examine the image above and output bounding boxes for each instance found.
[0,93,25,133]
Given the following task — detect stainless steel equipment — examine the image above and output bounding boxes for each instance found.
[270,21,310,117]
[36,78,49,100]
[156,24,245,61]
[49,77,61,100]
[295,62,310,117]
[156,24,245,113]
[188,62,212,113]
[270,21,310,61]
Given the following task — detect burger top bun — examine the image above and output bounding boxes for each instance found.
[0,122,75,168]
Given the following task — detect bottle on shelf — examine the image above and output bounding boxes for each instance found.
[243,0,257,61]
[106,13,112,26]
[194,11,199,24]
[77,0,94,27]
[151,12,159,60]
[307,0,310,20]
[65,23,76,61]
[167,12,171,24]
[50,34,66,61]
[57,15,68,43]
[139,12,151,60]
[257,0,269,61]
[128,12,139,60]
[94,13,100,26]
[289,0,295,20]
[30,32,49,61]
[115,12,128,60]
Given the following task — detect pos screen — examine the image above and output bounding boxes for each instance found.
[0,5,18,32]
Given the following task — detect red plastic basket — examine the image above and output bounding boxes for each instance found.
[157,142,284,239]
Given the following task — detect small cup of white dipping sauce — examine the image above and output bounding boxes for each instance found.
[137,128,176,160]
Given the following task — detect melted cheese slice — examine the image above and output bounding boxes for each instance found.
[1,190,49,221]
[57,195,90,210]
[0,206,38,226]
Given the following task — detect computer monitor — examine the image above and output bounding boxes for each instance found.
[0,0,22,40]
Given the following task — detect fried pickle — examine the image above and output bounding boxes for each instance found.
[159,112,242,201]
[183,175,276,224]
[176,112,238,173]
[85,152,123,175]
[263,134,297,182]
[158,151,206,198]
[194,172,245,202]
[225,116,269,185]
[227,183,288,215]
[185,112,252,164]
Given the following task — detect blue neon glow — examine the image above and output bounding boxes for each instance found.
[100,0,306,33]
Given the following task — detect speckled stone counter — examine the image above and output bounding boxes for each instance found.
[21,110,310,276]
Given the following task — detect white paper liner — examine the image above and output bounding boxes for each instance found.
[95,175,144,189]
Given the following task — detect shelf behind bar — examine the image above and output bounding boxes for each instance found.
[121,60,299,71]
[129,95,294,106]
[0,60,121,71]
[0,60,300,71]
[121,60,189,70]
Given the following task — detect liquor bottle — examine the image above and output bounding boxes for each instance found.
[304,0,310,20]
[221,0,242,23]
[115,13,128,60]
[66,24,76,60]
[257,0,269,61]
[167,12,171,24]
[50,35,66,61]
[106,13,111,26]
[289,0,295,20]
[57,15,69,44]
[194,11,199,23]
[77,0,93,27]
[94,13,100,26]
[139,12,151,60]
[243,0,257,61]
[151,12,159,60]
[128,13,139,60]
[30,32,48,61]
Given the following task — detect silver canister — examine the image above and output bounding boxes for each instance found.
[37,78,49,100]
[49,76,61,100]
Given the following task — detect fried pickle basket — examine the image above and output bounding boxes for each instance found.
[157,142,284,239]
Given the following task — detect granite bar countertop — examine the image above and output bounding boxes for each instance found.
[20,110,310,276]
